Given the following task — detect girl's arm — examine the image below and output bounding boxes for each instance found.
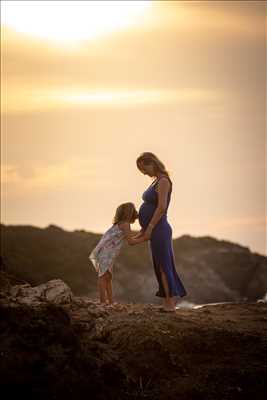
[130,235,147,245]
[130,229,144,239]
[118,223,147,246]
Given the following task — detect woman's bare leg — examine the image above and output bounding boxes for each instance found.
[98,275,107,304]
[106,270,113,304]
[159,265,176,311]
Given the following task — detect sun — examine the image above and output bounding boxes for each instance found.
[1,0,151,43]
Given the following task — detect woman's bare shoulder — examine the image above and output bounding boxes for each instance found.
[160,176,171,183]
[155,176,172,192]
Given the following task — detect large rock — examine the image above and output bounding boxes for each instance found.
[9,279,73,306]
[0,295,267,400]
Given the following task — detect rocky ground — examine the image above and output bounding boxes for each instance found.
[0,272,267,400]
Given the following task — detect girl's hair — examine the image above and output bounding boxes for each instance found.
[113,202,138,225]
[136,152,170,177]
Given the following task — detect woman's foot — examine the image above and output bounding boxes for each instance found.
[172,296,179,307]
[161,305,176,313]
[163,297,176,311]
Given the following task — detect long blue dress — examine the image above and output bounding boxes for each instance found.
[138,176,187,298]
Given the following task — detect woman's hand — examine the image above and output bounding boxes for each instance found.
[143,224,154,240]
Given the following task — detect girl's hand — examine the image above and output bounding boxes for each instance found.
[131,233,142,240]
[119,223,146,245]
[131,229,144,239]
[130,234,148,245]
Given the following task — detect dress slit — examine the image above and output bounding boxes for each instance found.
[151,241,187,298]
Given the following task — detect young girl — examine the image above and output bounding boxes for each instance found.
[89,202,145,305]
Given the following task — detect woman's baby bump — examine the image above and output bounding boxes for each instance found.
[138,202,156,228]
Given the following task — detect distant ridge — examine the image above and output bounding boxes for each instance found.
[1,223,266,304]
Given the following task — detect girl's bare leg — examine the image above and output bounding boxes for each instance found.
[98,275,107,304]
[106,270,113,304]
[159,265,176,311]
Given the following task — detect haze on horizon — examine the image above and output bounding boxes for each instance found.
[1,0,266,255]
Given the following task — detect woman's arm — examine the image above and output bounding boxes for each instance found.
[143,177,171,240]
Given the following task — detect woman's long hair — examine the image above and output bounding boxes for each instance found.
[136,152,170,177]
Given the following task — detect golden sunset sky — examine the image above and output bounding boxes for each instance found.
[1,1,266,255]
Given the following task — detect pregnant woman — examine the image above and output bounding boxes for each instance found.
[136,152,187,312]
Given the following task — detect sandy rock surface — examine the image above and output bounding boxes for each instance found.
[1,272,267,400]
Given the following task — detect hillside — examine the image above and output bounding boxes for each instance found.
[1,223,266,304]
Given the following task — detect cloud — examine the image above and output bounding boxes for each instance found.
[2,1,265,84]
[2,85,224,113]
[1,157,108,194]
[1,0,152,42]
[1,0,265,255]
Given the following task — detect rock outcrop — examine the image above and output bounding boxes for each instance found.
[8,279,73,306]
[1,271,267,400]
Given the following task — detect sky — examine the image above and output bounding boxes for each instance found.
[1,0,266,255]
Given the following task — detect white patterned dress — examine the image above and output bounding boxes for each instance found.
[89,224,125,277]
